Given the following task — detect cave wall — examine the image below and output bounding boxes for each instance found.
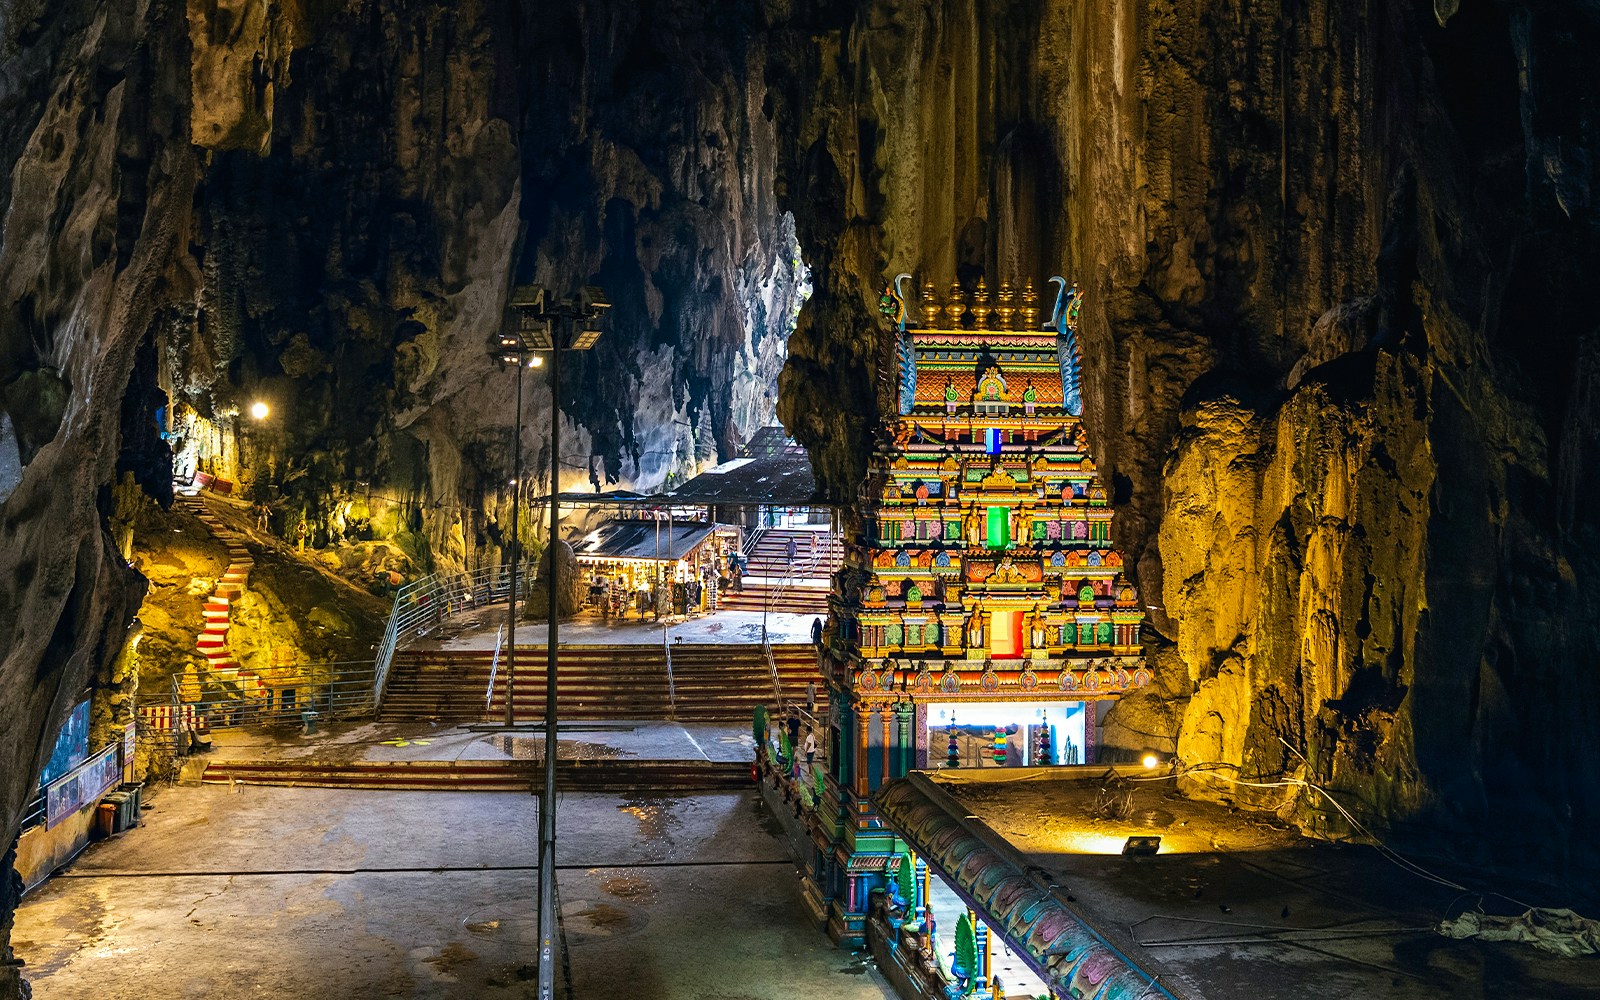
[4,1,1599,993]
[177,0,806,574]
[773,0,1600,871]
[0,2,804,994]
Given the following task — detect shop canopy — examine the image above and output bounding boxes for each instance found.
[573,520,719,563]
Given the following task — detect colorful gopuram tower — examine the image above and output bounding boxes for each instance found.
[802,274,1151,945]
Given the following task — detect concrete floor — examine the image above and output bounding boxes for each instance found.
[13,785,894,999]
[203,720,757,765]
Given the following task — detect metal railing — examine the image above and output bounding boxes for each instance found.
[484,625,505,712]
[764,640,782,704]
[174,661,379,734]
[661,633,678,715]
[20,787,46,832]
[373,565,517,710]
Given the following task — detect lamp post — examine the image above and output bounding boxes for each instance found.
[494,310,545,730]
[510,283,608,1000]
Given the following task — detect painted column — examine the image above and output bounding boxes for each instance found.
[1084,700,1097,764]
[855,705,871,795]
[880,706,893,786]
[914,703,930,770]
[973,910,990,988]
[895,703,913,778]
[914,856,928,921]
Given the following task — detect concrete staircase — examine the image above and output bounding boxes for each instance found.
[720,529,841,615]
[769,644,828,707]
[382,645,672,723]
[667,644,786,723]
[379,643,825,724]
[179,494,256,690]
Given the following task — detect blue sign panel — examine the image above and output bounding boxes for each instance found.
[40,700,90,786]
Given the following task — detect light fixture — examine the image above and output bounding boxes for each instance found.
[1142,753,1160,770]
[249,401,270,420]
[1122,836,1161,856]
[528,355,544,367]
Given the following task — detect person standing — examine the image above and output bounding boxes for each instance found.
[811,616,823,648]
[805,680,817,714]
[803,727,817,772]
[785,534,797,566]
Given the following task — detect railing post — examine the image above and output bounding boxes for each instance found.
[170,674,184,759]
[765,640,782,705]
[663,632,676,718]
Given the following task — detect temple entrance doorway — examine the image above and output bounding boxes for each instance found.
[924,701,1089,768]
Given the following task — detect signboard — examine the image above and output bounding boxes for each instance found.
[123,720,137,781]
[45,743,122,829]
[39,700,90,786]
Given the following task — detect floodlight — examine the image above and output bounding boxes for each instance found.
[1122,836,1161,856]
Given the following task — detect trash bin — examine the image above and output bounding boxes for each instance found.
[301,710,319,735]
[93,802,118,839]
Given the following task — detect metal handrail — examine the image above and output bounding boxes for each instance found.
[663,634,677,716]
[373,565,517,709]
[175,661,380,731]
[764,640,782,704]
[485,625,504,711]
[19,787,46,831]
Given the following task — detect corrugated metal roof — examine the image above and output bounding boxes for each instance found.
[662,429,820,505]
[572,520,717,562]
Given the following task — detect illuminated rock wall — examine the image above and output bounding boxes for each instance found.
[0,4,802,992]
[1,2,1598,993]
[772,0,1600,871]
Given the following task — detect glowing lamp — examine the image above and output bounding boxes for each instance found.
[249,401,270,420]
[528,355,544,367]
[1141,753,1160,770]
[1122,836,1161,857]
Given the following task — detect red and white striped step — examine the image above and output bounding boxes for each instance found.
[179,494,254,688]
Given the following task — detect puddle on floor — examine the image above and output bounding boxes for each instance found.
[486,735,622,761]
[599,872,657,905]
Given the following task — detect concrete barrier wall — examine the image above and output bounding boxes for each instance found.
[16,803,96,891]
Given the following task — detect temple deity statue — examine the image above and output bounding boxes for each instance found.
[963,505,983,545]
[1013,505,1033,547]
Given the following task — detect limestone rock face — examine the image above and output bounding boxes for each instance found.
[0,4,802,991]
[524,540,584,621]
[2,5,1600,993]
[771,0,1600,872]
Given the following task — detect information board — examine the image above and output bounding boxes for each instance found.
[45,743,122,829]
[39,700,90,786]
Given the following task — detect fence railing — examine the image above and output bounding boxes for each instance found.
[373,565,518,710]
[485,625,504,711]
[20,787,46,832]
[170,661,379,736]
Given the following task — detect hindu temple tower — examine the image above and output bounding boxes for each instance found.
[803,273,1152,945]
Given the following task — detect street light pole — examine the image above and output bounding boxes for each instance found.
[537,323,560,1000]
[506,358,523,729]
[509,284,606,1000]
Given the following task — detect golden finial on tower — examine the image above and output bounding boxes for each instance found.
[921,279,942,327]
[944,280,966,328]
[972,277,992,329]
[1019,278,1040,329]
[996,280,1016,329]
